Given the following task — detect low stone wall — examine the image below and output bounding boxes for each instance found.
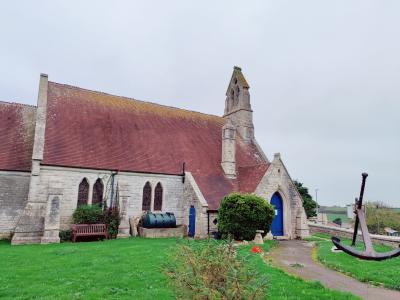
[139,225,187,238]
[309,223,400,247]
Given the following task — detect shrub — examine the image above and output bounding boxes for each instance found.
[332,218,342,226]
[72,205,121,238]
[59,230,72,242]
[165,239,268,300]
[72,205,104,224]
[103,207,121,239]
[218,193,275,241]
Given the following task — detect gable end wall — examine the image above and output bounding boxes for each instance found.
[254,154,304,238]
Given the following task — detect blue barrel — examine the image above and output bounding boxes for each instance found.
[142,212,176,228]
[142,212,157,228]
[165,212,176,227]
[154,214,164,228]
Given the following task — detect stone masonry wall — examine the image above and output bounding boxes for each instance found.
[26,166,186,231]
[309,223,400,247]
[6,165,214,241]
[0,171,30,238]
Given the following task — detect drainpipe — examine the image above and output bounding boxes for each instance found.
[182,162,186,183]
[109,171,118,208]
[207,211,210,236]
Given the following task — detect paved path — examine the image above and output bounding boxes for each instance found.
[269,240,400,300]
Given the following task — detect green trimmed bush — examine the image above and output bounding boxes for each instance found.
[218,193,275,241]
[72,205,104,224]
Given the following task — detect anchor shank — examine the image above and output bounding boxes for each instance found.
[351,198,359,246]
[351,173,368,246]
[357,173,368,208]
[357,208,374,254]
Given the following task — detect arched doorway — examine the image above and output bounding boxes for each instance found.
[271,192,284,236]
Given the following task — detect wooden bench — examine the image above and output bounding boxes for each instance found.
[71,224,108,242]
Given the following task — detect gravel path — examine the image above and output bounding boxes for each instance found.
[269,240,400,300]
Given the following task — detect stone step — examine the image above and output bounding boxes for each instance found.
[274,235,290,240]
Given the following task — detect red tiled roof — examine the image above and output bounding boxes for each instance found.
[0,101,36,171]
[42,82,269,209]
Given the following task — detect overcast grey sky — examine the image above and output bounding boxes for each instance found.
[1,1,399,207]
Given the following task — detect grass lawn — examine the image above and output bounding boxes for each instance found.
[0,238,175,299]
[239,243,357,299]
[0,238,357,299]
[312,234,400,290]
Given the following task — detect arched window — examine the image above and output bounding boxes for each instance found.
[142,182,152,211]
[230,89,235,102]
[154,182,163,211]
[92,178,104,207]
[77,178,89,207]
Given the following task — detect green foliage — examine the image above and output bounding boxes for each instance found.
[72,205,104,224]
[103,207,121,238]
[72,205,121,238]
[314,234,400,291]
[218,193,275,241]
[166,239,268,300]
[332,218,342,226]
[294,181,317,218]
[59,230,72,242]
[365,202,400,234]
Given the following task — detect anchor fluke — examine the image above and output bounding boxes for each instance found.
[332,236,400,261]
[331,173,400,261]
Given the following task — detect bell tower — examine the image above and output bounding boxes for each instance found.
[223,66,254,142]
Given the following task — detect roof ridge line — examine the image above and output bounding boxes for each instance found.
[48,81,223,120]
[0,100,36,108]
[238,162,269,168]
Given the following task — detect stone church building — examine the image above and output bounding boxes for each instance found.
[0,67,309,244]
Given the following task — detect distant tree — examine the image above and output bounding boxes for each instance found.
[365,201,400,234]
[294,181,317,218]
[333,218,342,227]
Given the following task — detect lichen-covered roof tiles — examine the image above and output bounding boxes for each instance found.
[0,101,36,171]
[31,81,268,209]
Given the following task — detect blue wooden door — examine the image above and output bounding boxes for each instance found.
[270,193,284,236]
[188,205,196,237]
